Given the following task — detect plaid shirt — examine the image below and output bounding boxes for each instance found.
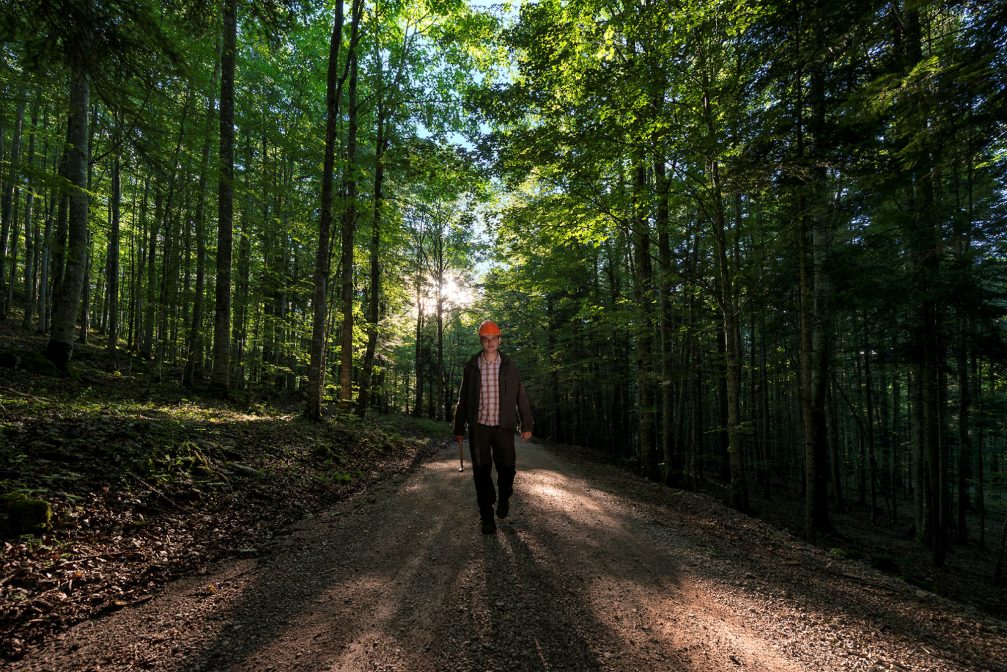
[477,354,501,426]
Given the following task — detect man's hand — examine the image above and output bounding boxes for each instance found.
[520,431,532,441]
[454,435,464,444]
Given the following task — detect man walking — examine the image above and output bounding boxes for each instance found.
[453,320,533,534]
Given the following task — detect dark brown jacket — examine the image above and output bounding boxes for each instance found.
[452,352,533,436]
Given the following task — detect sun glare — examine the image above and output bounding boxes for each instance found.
[412,275,476,319]
[442,276,475,308]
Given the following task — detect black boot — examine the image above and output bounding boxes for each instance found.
[496,466,515,519]
[473,465,497,533]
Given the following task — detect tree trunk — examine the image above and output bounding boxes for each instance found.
[305,0,345,419]
[357,79,388,417]
[863,330,878,524]
[106,154,120,351]
[975,355,985,548]
[631,159,658,481]
[211,0,236,397]
[78,235,91,345]
[0,91,26,320]
[338,0,364,409]
[956,320,971,543]
[795,30,833,540]
[704,117,747,509]
[142,188,160,357]
[436,230,452,422]
[412,245,425,418]
[911,365,925,537]
[798,181,817,539]
[827,378,844,512]
[232,201,251,388]
[46,67,89,370]
[655,156,680,487]
[184,57,218,388]
[37,164,55,334]
[20,97,39,330]
[890,361,900,523]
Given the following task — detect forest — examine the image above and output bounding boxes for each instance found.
[1,0,1006,662]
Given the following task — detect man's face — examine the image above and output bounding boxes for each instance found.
[481,335,500,355]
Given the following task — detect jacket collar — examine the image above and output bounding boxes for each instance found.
[469,351,508,367]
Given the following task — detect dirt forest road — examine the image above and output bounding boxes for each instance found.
[11,440,1006,672]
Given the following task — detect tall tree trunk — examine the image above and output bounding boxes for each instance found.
[77,104,99,345]
[357,80,388,417]
[701,61,747,512]
[51,141,70,312]
[796,23,833,540]
[211,0,236,396]
[911,365,925,537]
[863,330,878,524]
[338,0,365,408]
[128,175,149,351]
[798,180,817,538]
[142,188,160,357]
[46,67,89,370]
[655,156,680,487]
[37,161,55,334]
[20,96,39,330]
[827,377,844,512]
[184,57,218,388]
[685,229,703,487]
[154,209,172,382]
[974,355,985,548]
[434,232,448,421]
[879,343,894,521]
[153,95,189,375]
[631,159,658,481]
[78,232,91,344]
[0,90,26,320]
[956,319,971,543]
[106,154,120,351]
[412,244,425,418]
[232,196,251,388]
[889,361,900,523]
[306,0,346,419]
[904,0,948,567]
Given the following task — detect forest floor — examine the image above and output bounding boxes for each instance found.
[2,328,1007,671]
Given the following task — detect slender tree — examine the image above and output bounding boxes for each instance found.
[338,0,365,408]
[211,0,236,396]
[46,66,89,369]
[306,0,346,419]
[106,153,121,351]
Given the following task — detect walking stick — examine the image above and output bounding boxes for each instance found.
[457,437,465,472]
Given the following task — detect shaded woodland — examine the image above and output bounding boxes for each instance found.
[1,0,1006,596]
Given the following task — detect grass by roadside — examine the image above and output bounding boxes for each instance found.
[0,332,448,661]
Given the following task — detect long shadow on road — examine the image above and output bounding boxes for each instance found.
[175,444,683,672]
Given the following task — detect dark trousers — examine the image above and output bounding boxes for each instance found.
[470,424,516,521]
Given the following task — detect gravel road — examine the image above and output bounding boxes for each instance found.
[11,440,1005,671]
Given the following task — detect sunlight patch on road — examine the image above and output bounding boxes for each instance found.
[524,469,629,538]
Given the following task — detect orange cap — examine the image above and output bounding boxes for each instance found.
[478,320,501,337]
